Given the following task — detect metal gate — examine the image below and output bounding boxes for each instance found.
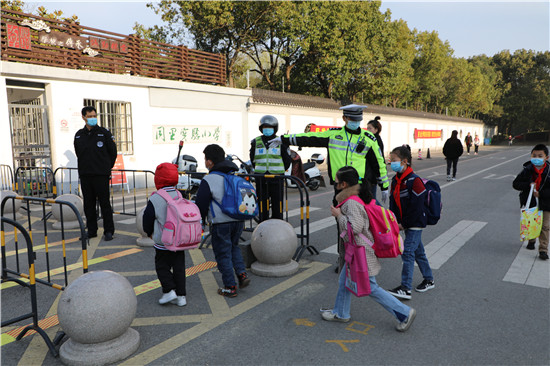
[8,102,52,170]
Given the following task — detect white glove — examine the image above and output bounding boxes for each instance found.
[268,136,282,148]
[381,190,389,203]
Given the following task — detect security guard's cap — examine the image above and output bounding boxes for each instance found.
[339,104,367,121]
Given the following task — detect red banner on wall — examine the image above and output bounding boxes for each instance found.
[414,129,442,139]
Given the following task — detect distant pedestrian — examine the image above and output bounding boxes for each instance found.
[443,130,464,181]
[509,135,513,146]
[74,106,117,241]
[366,116,384,202]
[474,134,480,155]
[512,144,550,260]
[387,146,435,301]
[321,166,416,332]
[143,163,187,307]
[464,132,473,155]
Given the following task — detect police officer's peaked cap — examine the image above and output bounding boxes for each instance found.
[339,104,367,121]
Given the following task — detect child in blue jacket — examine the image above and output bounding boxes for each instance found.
[387,146,435,300]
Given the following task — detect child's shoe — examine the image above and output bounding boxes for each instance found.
[218,286,237,297]
[237,272,250,288]
[539,252,549,260]
[171,296,187,307]
[527,240,536,250]
[159,290,177,305]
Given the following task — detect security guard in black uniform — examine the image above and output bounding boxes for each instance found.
[74,106,117,241]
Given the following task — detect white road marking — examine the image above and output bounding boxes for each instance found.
[424,220,487,269]
[503,243,550,289]
[321,244,338,255]
[297,216,334,235]
[482,174,516,180]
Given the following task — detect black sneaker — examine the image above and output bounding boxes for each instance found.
[539,252,549,260]
[104,232,113,241]
[237,272,250,288]
[218,286,237,297]
[415,279,435,293]
[527,240,536,250]
[388,285,411,300]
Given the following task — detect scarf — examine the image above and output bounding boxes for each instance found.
[533,163,547,191]
[392,166,413,218]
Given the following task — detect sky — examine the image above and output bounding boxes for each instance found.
[29,1,549,59]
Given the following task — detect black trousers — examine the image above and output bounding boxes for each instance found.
[80,175,114,235]
[155,248,186,296]
[257,176,284,221]
[446,158,459,177]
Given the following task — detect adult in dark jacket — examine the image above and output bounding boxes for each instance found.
[366,116,384,201]
[442,130,463,181]
[74,106,117,241]
[512,144,550,259]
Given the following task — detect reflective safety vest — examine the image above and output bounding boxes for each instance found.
[254,136,285,174]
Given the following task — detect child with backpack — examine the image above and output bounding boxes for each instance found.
[512,144,550,260]
[387,146,435,300]
[320,166,416,332]
[143,162,194,307]
[194,144,251,297]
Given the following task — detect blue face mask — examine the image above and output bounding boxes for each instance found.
[531,158,545,167]
[390,161,404,173]
[263,128,274,137]
[347,121,361,130]
[87,117,98,126]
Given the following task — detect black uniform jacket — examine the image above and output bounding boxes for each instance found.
[74,125,117,176]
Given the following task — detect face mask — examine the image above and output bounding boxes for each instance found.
[347,121,361,130]
[263,128,274,137]
[531,158,545,167]
[87,117,98,126]
[391,161,404,173]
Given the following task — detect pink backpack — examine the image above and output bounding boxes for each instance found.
[154,189,202,251]
[338,196,403,258]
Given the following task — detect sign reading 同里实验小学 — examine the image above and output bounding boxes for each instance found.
[153,125,221,144]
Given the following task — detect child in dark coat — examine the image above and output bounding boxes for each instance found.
[512,144,550,260]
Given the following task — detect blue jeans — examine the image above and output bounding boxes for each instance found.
[211,221,245,287]
[333,265,410,322]
[401,229,433,290]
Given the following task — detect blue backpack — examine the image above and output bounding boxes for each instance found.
[407,176,442,225]
[209,171,258,220]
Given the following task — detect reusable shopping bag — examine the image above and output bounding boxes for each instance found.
[341,222,371,297]
[520,184,543,242]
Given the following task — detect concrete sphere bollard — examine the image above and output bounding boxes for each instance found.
[136,206,154,247]
[58,271,140,366]
[51,194,84,230]
[250,219,299,277]
[0,190,22,217]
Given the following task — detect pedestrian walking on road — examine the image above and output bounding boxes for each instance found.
[512,144,550,260]
[387,146,435,300]
[474,134,480,155]
[74,106,117,241]
[464,132,473,155]
[443,130,464,181]
[143,163,188,307]
[195,144,251,297]
[321,166,416,332]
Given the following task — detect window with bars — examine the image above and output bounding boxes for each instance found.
[83,99,134,155]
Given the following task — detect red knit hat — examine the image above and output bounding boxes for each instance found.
[154,163,179,189]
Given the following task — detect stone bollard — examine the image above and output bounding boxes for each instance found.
[136,206,154,247]
[250,219,299,277]
[51,194,84,230]
[0,190,23,218]
[58,271,140,366]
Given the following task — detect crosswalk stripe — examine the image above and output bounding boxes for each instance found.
[503,244,550,289]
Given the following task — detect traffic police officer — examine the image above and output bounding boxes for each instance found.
[74,106,117,241]
[250,115,291,221]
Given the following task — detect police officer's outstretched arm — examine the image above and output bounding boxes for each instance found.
[280,129,333,148]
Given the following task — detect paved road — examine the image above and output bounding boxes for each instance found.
[2,145,549,365]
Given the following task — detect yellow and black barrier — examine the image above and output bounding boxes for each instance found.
[14,166,56,198]
[0,164,14,191]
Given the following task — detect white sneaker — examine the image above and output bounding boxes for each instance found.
[159,290,177,305]
[447,175,452,182]
[396,308,416,332]
[171,296,187,307]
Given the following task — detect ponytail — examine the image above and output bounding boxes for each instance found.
[358,181,373,204]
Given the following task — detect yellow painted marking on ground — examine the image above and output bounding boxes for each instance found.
[4,315,59,340]
[345,321,375,335]
[120,261,331,365]
[118,270,157,277]
[1,334,16,346]
[132,314,213,327]
[325,339,359,352]
[112,229,141,238]
[293,318,316,327]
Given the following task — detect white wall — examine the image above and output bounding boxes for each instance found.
[0,77,12,166]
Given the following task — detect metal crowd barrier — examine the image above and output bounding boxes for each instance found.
[1,164,14,191]
[14,167,56,198]
[52,167,80,196]
[1,196,88,357]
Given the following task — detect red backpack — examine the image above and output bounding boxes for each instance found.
[338,196,403,258]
